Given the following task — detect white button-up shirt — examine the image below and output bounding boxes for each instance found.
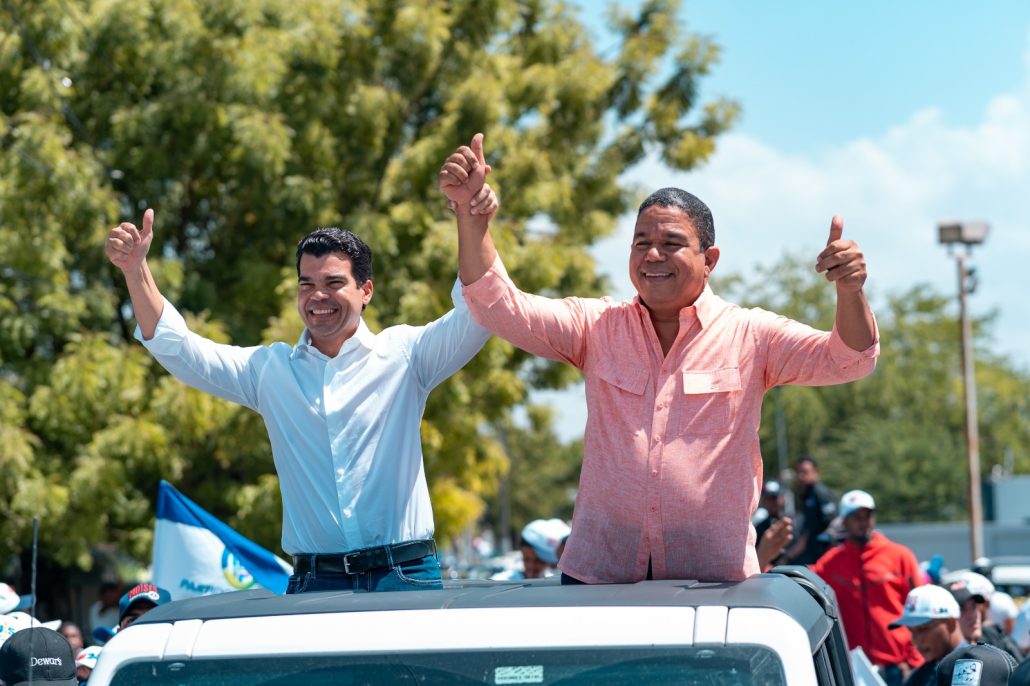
[136,280,490,555]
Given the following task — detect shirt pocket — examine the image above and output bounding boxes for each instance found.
[680,367,742,434]
[595,360,649,397]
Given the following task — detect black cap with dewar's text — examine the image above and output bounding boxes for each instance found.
[0,627,77,686]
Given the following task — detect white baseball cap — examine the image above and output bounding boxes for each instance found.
[839,490,876,519]
[520,519,571,565]
[988,591,1019,624]
[3,611,62,632]
[955,571,995,598]
[76,645,103,670]
[889,584,960,628]
[0,583,32,615]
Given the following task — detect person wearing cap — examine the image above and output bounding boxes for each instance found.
[0,626,77,685]
[0,584,33,617]
[944,577,1024,662]
[74,645,102,684]
[522,519,571,579]
[753,480,794,571]
[116,583,171,630]
[811,490,923,686]
[986,590,1018,638]
[3,612,62,633]
[446,135,879,584]
[105,169,499,594]
[888,585,964,686]
[967,556,1021,643]
[519,519,571,579]
[753,480,788,542]
[933,642,1019,686]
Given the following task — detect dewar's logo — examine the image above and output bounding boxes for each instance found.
[31,657,63,666]
[221,548,256,590]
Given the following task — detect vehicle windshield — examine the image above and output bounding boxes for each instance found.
[110,645,786,685]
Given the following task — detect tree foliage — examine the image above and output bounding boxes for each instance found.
[0,0,736,574]
[716,258,1030,523]
[482,404,582,549]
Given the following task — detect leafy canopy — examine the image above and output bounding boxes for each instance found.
[0,0,736,569]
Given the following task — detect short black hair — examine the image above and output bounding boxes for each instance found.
[295,227,373,285]
[795,455,818,469]
[637,187,715,251]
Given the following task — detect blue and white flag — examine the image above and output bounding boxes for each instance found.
[153,480,292,599]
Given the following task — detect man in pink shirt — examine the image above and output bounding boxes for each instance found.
[441,134,879,584]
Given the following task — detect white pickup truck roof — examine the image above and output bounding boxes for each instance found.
[88,567,857,686]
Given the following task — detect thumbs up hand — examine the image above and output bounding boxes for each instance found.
[815,215,866,293]
[105,208,155,273]
[439,133,492,208]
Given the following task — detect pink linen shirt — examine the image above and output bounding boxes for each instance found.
[463,258,879,583]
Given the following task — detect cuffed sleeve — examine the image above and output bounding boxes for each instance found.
[134,297,188,354]
[827,318,880,369]
[461,256,512,311]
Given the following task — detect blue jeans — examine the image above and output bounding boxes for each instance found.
[285,554,443,593]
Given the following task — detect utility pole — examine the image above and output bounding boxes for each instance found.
[938,220,989,562]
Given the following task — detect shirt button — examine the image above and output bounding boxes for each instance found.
[651,470,658,477]
[650,505,658,512]
[654,435,662,444]
[656,401,665,410]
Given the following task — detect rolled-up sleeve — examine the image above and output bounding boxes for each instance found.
[826,321,880,372]
[758,308,879,388]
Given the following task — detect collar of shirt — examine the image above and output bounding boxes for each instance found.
[631,283,719,328]
[291,319,376,360]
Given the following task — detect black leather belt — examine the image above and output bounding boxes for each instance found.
[293,539,437,575]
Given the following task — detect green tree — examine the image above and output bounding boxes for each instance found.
[716,258,1030,523]
[0,0,737,582]
[484,404,582,549]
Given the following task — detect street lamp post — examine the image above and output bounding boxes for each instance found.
[937,220,988,563]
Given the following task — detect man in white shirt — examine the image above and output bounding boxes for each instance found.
[104,187,497,593]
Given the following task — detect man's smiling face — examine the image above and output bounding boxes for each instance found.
[629,205,719,320]
[297,252,373,357]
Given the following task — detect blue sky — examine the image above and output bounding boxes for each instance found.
[540,2,1030,440]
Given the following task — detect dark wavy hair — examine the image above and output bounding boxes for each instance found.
[295,227,373,284]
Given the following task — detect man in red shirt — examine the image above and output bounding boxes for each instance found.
[811,490,923,686]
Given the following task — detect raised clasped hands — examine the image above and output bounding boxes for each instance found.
[439,133,498,218]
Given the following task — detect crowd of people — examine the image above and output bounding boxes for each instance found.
[747,457,1030,686]
[489,449,1030,686]
[0,580,171,684]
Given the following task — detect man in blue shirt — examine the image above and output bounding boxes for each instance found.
[105,187,498,593]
